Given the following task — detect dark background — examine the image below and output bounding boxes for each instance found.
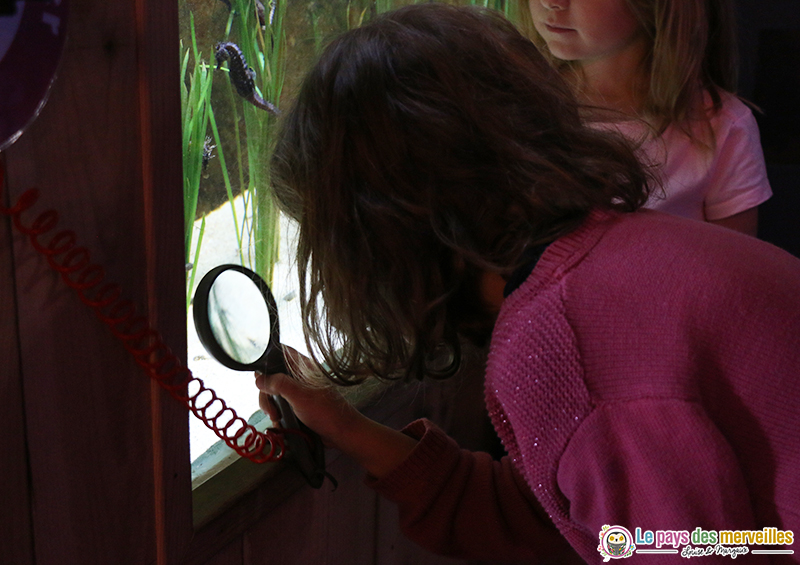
[738,0,800,256]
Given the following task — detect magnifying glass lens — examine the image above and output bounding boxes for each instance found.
[207,269,272,365]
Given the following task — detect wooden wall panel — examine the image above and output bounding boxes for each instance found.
[201,540,244,565]
[3,1,157,558]
[242,451,379,565]
[133,0,195,560]
[374,494,477,565]
[0,168,34,565]
[2,0,188,562]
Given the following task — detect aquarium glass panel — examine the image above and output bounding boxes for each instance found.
[180,0,520,483]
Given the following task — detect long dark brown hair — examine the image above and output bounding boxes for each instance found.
[271,3,651,384]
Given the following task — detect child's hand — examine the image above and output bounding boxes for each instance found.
[254,346,360,451]
[254,346,418,479]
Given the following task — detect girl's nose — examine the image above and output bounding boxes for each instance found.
[540,0,568,10]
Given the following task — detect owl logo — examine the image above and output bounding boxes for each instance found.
[598,525,635,561]
[607,532,628,555]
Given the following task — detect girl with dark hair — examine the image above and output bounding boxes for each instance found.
[258,4,800,563]
[520,0,771,236]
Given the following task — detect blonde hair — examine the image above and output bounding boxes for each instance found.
[518,0,738,138]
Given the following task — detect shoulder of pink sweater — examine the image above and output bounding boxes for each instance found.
[504,209,800,400]
[519,209,624,292]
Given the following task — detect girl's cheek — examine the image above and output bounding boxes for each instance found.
[527,0,544,22]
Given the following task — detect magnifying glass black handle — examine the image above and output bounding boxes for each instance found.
[265,346,328,489]
[192,263,330,488]
[272,395,327,488]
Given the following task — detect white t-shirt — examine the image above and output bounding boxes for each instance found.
[599,91,772,221]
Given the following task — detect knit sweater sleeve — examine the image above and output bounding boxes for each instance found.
[558,399,769,563]
[366,419,580,563]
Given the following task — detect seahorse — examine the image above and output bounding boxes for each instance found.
[214,42,279,115]
[255,0,266,28]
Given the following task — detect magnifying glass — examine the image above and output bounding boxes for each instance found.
[192,264,328,489]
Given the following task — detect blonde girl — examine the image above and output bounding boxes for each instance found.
[521,0,771,235]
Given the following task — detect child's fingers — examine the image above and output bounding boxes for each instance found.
[255,371,287,422]
[258,390,281,423]
[254,370,276,394]
[255,370,313,425]
[254,366,352,447]
[255,369,300,397]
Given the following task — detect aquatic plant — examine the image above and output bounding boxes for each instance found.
[201,0,285,287]
[182,0,285,306]
[183,0,520,300]
[181,12,213,308]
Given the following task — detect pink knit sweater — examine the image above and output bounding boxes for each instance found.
[369,210,800,564]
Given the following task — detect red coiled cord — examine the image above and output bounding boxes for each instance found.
[0,161,287,464]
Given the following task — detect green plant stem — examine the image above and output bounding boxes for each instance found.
[208,103,246,266]
[186,216,206,309]
[182,11,215,307]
